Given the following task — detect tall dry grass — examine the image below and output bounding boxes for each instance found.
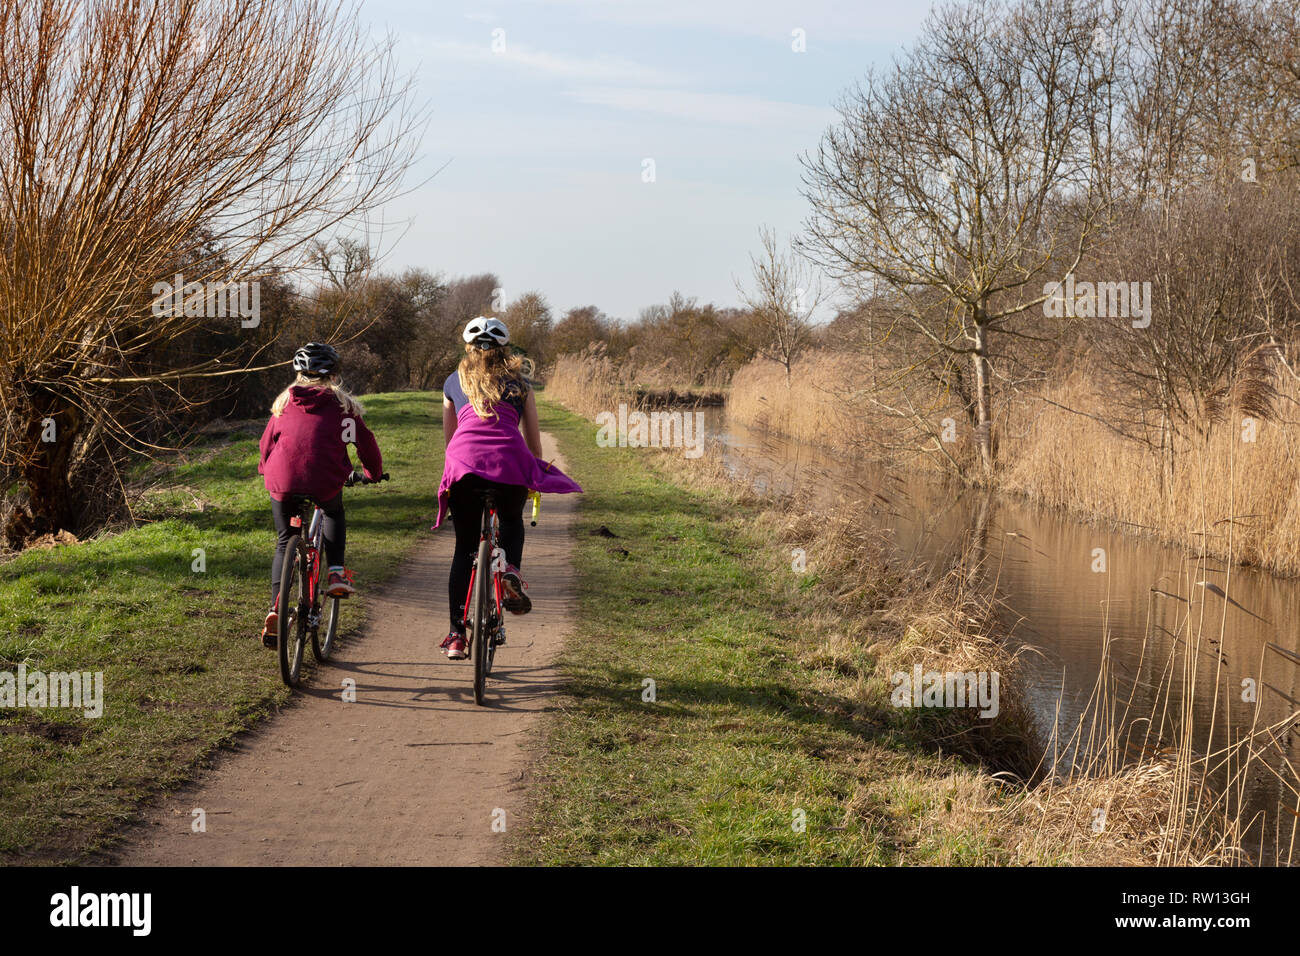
[727,355,858,451]
[1002,367,1300,575]
[774,482,1295,862]
[545,350,626,421]
[546,348,726,419]
[729,353,978,476]
[773,480,1297,863]
[995,561,1300,865]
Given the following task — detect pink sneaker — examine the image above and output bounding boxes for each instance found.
[326,569,355,598]
[261,607,278,649]
[440,632,467,660]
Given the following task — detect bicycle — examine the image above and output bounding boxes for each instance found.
[462,489,541,706]
[276,469,389,687]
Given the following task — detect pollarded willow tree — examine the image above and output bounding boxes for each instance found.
[800,0,1118,478]
[0,0,421,543]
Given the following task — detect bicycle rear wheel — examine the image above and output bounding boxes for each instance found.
[312,594,340,661]
[278,537,310,687]
[471,535,493,706]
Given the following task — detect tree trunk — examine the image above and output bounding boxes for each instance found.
[7,392,84,547]
[971,318,994,477]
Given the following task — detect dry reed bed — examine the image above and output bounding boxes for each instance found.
[728,353,869,456]
[1002,367,1300,576]
[545,351,724,418]
[728,353,982,476]
[545,352,626,421]
[729,350,1300,577]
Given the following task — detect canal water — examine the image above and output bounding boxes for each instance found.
[700,407,1300,853]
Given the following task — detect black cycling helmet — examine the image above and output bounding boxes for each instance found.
[462,316,509,350]
[292,342,340,377]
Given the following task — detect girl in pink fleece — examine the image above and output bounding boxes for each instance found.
[435,317,581,661]
[256,343,382,646]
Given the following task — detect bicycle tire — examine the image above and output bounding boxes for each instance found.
[471,535,493,706]
[312,594,341,661]
[278,536,309,687]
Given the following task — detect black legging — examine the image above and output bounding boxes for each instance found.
[448,475,527,632]
[270,493,345,605]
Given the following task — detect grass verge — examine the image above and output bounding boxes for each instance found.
[0,390,442,864]
[516,400,1041,865]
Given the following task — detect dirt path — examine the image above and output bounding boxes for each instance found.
[113,435,575,866]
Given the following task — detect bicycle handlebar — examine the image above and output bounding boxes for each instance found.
[345,470,390,487]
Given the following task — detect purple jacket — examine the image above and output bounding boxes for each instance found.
[436,397,581,526]
[259,386,382,502]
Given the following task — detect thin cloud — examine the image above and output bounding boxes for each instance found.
[566,86,836,128]
[423,37,679,86]
[521,0,928,42]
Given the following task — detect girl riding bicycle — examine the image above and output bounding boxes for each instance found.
[436,317,581,660]
[258,343,383,646]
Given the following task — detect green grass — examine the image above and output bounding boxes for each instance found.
[518,400,1015,865]
[0,391,444,863]
[1,390,1024,866]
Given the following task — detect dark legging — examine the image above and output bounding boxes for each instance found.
[448,475,527,632]
[270,493,345,605]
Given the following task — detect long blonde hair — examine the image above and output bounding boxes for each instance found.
[271,373,365,417]
[459,345,534,421]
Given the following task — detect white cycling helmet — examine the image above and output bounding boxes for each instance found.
[463,316,509,349]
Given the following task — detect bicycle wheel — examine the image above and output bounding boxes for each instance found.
[471,535,493,706]
[312,594,340,661]
[278,537,310,687]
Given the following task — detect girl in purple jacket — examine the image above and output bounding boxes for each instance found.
[436,317,581,660]
[257,343,383,646]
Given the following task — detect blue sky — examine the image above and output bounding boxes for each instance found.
[359,0,936,321]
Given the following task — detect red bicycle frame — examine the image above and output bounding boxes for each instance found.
[290,512,323,605]
[461,502,504,637]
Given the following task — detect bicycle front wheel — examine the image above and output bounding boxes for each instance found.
[312,594,341,661]
[278,537,310,687]
[471,536,493,706]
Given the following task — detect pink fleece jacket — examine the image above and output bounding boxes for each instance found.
[258,386,382,502]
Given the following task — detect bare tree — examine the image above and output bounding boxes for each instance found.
[1064,0,1300,480]
[800,0,1117,477]
[0,0,421,543]
[735,227,823,384]
[312,237,375,292]
[1087,186,1299,480]
[1228,0,1300,177]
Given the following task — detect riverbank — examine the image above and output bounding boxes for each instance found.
[0,392,442,863]
[518,398,1247,865]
